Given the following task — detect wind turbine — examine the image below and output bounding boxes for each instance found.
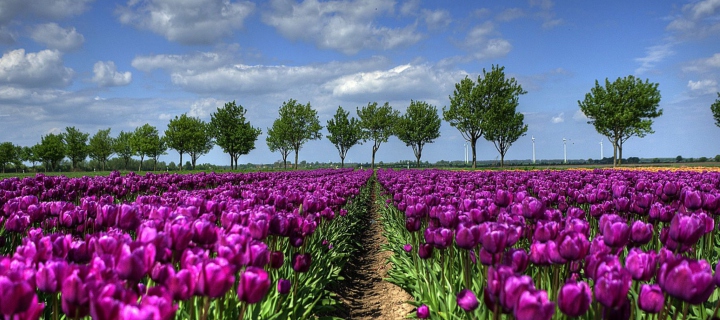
[563,138,567,164]
[532,136,536,164]
[600,140,603,159]
[464,142,469,164]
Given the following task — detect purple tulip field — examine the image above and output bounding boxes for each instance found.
[378,168,720,320]
[0,169,374,319]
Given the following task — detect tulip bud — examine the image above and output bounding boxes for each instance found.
[514,289,555,320]
[630,220,653,245]
[456,289,479,312]
[557,279,591,317]
[625,248,657,281]
[417,304,430,319]
[277,279,291,295]
[637,284,663,314]
[292,253,311,273]
[237,267,271,304]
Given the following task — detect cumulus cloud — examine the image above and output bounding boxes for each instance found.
[262,0,423,54]
[30,23,84,51]
[687,79,718,94]
[683,52,720,73]
[188,98,224,119]
[529,0,563,29]
[116,0,255,45]
[0,49,73,88]
[635,43,674,74]
[460,22,512,60]
[422,9,452,30]
[551,112,564,124]
[666,0,720,38]
[325,63,465,102]
[131,51,231,73]
[0,0,92,24]
[92,61,132,87]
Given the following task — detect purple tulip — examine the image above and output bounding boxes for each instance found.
[36,260,67,293]
[625,248,657,281]
[277,279,291,295]
[456,289,479,312]
[630,220,653,245]
[556,230,589,261]
[637,284,664,314]
[529,241,551,266]
[455,226,477,250]
[418,243,433,259]
[292,253,312,273]
[196,259,235,298]
[669,212,705,246]
[659,258,715,304]
[514,289,555,320]
[503,248,529,273]
[557,279,591,317]
[117,203,141,231]
[682,189,703,211]
[167,267,196,301]
[481,223,508,254]
[602,220,630,248]
[269,251,284,269]
[417,304,430,319]
[403,244,413,252]
[237,267,271,304]
[0,275,36,315]
[500,275,535,311]
[594,265,632,309]
[534,221,559,243]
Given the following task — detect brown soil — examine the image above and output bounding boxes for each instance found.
[328,185,414,319]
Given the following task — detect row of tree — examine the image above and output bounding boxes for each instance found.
[6,64,715,172]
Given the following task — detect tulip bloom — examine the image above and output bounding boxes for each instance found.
[500,275,535,311]
[637,284,663,314]
[237,267,271,304]
[514,289,555,320]
[557,230,589,261]
[659,258,715,304]
[456,289,479,312]
[594,266,632,309]
[557,279,591,317]
[625,248,657,282]
[417,304,430,319]
[292,253,312,273]
[277,279,291,295]
[630,220,653,245]
[669,212,705,246]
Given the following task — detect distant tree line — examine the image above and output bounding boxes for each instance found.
[4,65,718,173]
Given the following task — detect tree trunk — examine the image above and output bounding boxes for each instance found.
[102,161,106,171]
[618,143,623,165]
[500,152,505,167]
[471,137,478,169]
[153,159,157,171]
[139,155,144,172]
[612,141,618,168]
[371,149,376,169]
[294,149,299,170]
[179,153,183,171]
[340,156,345,168]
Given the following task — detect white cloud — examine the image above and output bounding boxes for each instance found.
[132,51,231,72]
[529,0,563,29]
[460,22,512,60]
[116,0,255,45]
[635,43,674,74]
[687,79,718,94]
[0,27,14,44]
[30,23,84,51]
[0,0,92,24]
[573,110,588,121]
[92,61,132,87]
[188,98,223,119]
[496,8,525,22]
[667,0,720,38]
[262,0,423,55]
[683,53,720,73]
[0,49,73,88]
[422,9,451,30]
[551,112,564,124]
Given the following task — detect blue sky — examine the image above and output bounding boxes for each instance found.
[1,0,719,166]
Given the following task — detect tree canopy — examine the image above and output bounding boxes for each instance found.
[113,131,134,170]
[88,128,114,171]
[480,69,528,167]
[578,75,662,166]
[131,124,163,171]
[357,102,399,169]
[395,100,441,167]
[266,119,293,169]
[443,75,484,168]
[0,142,17,173]
[37,133,65,171]
[711,92,720,128]
[210,101,261,170]
[326,106,363,167]
[267,99,322,169]
[165,114,211,171]
[62,126,89,170]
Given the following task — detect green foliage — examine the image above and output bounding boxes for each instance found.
[578,75,662,166]
[88,128,115,171]
[0,142,18,173]
[130,124,163,172]
[113,131,134,170]
[715,155,720,163]
[165,114,213,170]
[326,106,363,167]
[62,126,89,170]
[480,68,528,167]
[711,92,720,128]
[37,133,66,171]
[209,101,262,170]
[357,102,399,168]
[267,99,323,169]
[395,100,441,167]
[443,65,522,168]
[677,155,684,162]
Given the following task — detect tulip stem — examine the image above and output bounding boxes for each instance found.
[712,296,720,319]
[238,302,247,320]
[680,301,689,320]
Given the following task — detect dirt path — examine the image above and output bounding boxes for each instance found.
[329,183,414,319]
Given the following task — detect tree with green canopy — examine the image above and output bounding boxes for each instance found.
[20,145,41,169]
[0,142,18,173]
[165,113,212,169]
[443,76,485,168]
[130,124,162,171]
[480,68,528,167]
[578,75,662,166]
[267,99,322,170]
[326,106,363,168]
[113,130,134,170]
[188,122,213,170]
[209,101,262,170]
[37,133,66,171]
[395,100,441,167]
[147,136,167,171]
[711,92,720,128]
[88,128,115,171]
[266,120,293,169]
[62,126,89,170]
[357,102,399,169]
